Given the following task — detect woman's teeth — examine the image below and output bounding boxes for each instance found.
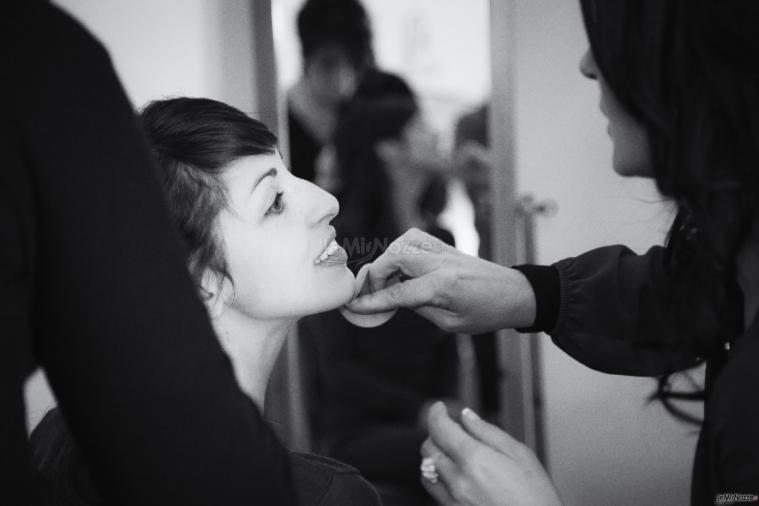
[315,239,340,264]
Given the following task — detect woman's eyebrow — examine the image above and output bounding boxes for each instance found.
[251,168,277,192]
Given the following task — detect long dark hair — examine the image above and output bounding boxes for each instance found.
[140,97,278,295]
[580,0,759,420]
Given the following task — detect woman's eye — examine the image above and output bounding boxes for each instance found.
[266,191,285,216]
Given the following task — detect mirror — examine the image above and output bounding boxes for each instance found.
[268,1,499,503]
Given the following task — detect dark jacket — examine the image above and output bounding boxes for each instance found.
[517,245,759,505]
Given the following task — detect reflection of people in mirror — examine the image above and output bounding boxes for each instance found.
[287,0,370,183]
[288,0,416,189]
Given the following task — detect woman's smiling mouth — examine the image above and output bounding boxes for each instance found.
[314,239,349,266]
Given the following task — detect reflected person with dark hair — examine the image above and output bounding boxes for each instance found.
[288,0,416,186]
[288,0,372,183]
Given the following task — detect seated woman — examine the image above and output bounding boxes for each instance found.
[29,97,381,506]
[301,98,460,506]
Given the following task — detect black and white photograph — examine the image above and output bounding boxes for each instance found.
[3,1,759,505]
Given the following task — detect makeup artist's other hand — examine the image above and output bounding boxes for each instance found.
[344,228,536,334]
[421,402,562,506]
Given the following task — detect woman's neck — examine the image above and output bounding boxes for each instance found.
[212,308,292,409]
[387,166,427,231]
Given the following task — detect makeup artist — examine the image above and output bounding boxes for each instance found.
[345,0,759,504]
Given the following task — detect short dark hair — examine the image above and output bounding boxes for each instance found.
[140,97,277,294]
[296,0,373,69]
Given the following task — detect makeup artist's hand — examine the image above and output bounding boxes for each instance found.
[344,228,536,334]
[420,402,562,506]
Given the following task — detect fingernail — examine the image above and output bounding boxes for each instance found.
[462,407,480,421]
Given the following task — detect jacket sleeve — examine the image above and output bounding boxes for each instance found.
[2,4,295,505]
[519,245,701,376]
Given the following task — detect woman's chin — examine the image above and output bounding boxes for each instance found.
[304,268,357,314]
[331,269,358,306]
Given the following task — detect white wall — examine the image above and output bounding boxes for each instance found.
[55,0,260,114]
[25,0,263,432]
[512,1,698,505]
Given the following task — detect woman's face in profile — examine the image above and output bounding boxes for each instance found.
[212,153,355,320]
[580,49,653,177]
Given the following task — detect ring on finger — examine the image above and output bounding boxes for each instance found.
[420,456,439,484]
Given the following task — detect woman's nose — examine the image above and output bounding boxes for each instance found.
[579,49,598,80]
[304,179,339,226]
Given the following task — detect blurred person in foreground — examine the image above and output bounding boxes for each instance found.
[1,3,294,504]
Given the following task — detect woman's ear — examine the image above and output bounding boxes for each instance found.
[375,139,403,165]
[200,269,233,319]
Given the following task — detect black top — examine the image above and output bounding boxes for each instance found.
[291,452,381,506]
[1,3,293,504]
[516,245,759,505]
[304,306,459,437]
